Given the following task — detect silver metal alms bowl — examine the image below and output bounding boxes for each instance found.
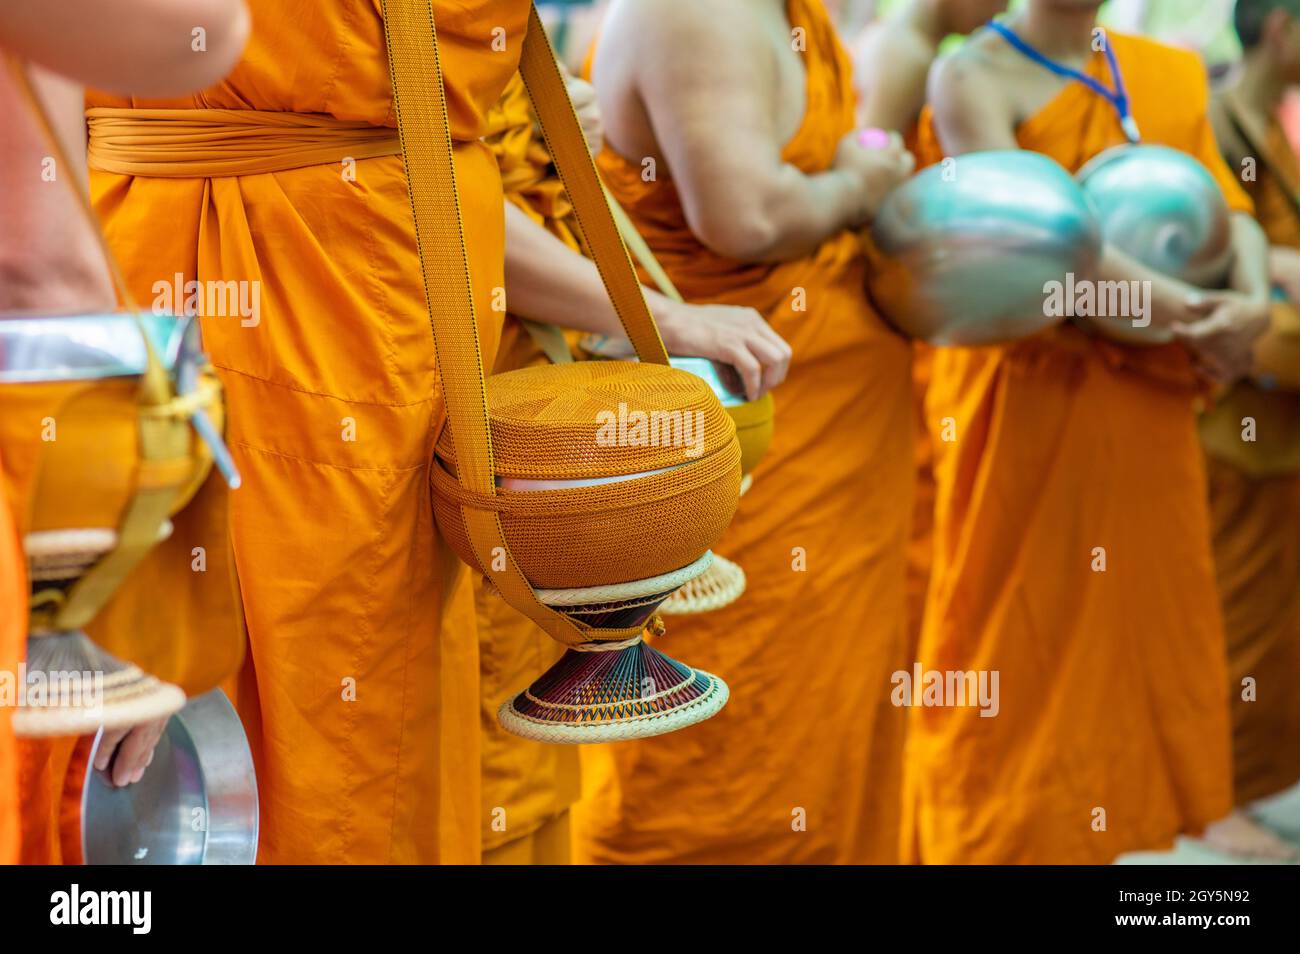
[81,688,258,865]
[1074,143,1234,344]
[1077,143,1233,289]
[867,149,1103,347]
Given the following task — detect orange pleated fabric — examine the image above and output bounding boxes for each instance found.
[573,0,913,864]
[477,74,579,865]
[906,344,935,647]
[904,32,1249,864]
[1203,114,1300,806]
[15,734,91,865]
[84,0,530,863]
[0,454,22,865]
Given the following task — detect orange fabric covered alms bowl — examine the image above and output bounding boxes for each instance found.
[432,360,742,590]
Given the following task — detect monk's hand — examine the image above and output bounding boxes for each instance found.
[832,129,914,228]
[1172,291,1270,385]
[94,716,169,788]
[652,297,792,400]
[564,75,603,157]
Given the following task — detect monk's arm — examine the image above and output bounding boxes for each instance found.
[1168,214,1270,382]
[0,66,114,311]
[928,53,1019,153]
[0,0,249,95]
[503,203,791,398]
[611,0,898,261]
[1095,247,1205,328]
[1092,212,1268,335]
[1225,213,1271,302]
[856,29,932,133]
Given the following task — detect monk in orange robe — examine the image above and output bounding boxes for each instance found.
[574,0,916,864]
[480,73,788,863]
[1200,0,1300,861]
[0,0,249,865]
[909,0,1270,863]
[83,0,535,863]
[853,0,1007,643]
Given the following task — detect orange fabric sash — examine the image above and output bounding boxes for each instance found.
[86,107,400,177]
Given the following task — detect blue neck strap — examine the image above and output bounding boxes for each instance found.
[985,20,1141,144]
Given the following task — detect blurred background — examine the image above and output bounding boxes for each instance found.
[538,0,1300,153]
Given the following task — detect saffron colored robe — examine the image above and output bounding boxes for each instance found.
[1202,107,1300,805]
[85,0,529,863]
[906,343,935,646]
[906,32,1247,863]
[477,74,580,865]
[0,453,22,864]
[573,0,913,864]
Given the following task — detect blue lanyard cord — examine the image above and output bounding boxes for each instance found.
[985,20,1140,143]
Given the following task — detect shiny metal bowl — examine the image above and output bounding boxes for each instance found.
[1076,144,1233,344]
[81,688,258,865]
[1078,144,1232,288]
[867,150,1102,346]
[577,337,748,407]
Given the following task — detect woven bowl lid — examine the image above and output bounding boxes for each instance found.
[435,361,737,480]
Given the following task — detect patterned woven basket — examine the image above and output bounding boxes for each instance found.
[391,3,739,742]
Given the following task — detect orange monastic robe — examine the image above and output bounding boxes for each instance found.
[906,32,1246,863]
[574,0,913,864]
[1202,110,1300,806]
[0,453,22,865]
[477,74,580,865]
[86,0,529,863]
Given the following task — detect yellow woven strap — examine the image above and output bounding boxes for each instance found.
[383,1,661,645]
[520,318,574,365]
[601,183,685,304]
[6,56,197,628]
[54,413,193,629]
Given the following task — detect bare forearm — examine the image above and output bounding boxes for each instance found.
[1096,245,1200,328]
[0,0,249,95]
[0,65,112,311]
[719,166,865,263]
[1228,213,1270,302]
[503,202,635,337]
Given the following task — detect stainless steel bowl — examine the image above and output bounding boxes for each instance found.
[1077,144,1232,288]
[0,311,195,384]
[81,688,258,865]
[576,336,748,407]
[1076,144,1233,344]
[867,150,1102,346]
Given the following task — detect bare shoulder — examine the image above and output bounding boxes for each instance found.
[602,0,780,105]
[855,18,935,84]
[928,33,1019,151]
[604,0,768,55]
[927,31,1015,109]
